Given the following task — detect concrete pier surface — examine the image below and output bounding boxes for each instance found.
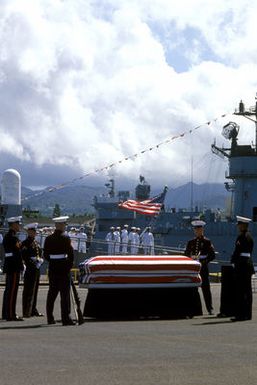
[0,284,257,385]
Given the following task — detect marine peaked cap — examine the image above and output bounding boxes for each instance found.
[7,216,22,223]
[191,220,206,228]
[236,215,252,224]
[24,222,38,230]
[52,216,69,223]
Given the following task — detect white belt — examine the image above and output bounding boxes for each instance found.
[5,253,13,257]
[199,255,207,260]
[240,253,251,257]
[49,254,68,260]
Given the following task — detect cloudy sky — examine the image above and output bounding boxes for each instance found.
[0,0,257,191]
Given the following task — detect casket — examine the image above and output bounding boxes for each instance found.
[82,255,203,318]
[80,255,201,288]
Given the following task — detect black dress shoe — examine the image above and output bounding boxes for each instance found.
[6,316,24,321]
[62,319,76,326]
[231,317,246,322]
[217,313,227,318]
[32,312,44,317]
[47,320,56,325]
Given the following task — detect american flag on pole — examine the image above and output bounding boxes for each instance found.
[118,189,167,216]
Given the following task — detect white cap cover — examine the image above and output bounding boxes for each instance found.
[236,215,251,224]
[52,216,69,223]
[191,220,206,227]
[24,222,38,230]
[7,216,22,223]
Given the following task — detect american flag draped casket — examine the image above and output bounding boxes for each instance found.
[80,255,202,289]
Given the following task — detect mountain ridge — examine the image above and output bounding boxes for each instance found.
[21,182,230,216]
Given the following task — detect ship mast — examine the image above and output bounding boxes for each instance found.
[105,179,115,198]
[234,96,257,153]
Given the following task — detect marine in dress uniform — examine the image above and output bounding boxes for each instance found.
[185,220,215,315]
[44,216,75,326]
[230,216,255,322]
[2,216,24,321]
[22,223,44,318]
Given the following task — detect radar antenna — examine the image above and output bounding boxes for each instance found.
[234,97,257,153]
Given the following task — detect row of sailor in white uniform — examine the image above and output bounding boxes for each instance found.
[15,227,88,254]
[105,225,154,255]
[67,228,87,253]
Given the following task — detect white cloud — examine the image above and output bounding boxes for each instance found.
[0,0,257,189]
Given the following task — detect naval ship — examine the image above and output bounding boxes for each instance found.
[92,97,257,263]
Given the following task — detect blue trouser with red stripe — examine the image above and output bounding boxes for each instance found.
[2,272,20,320]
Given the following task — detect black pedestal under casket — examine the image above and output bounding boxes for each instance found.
[219,265,236,317]
[83,287,203,320]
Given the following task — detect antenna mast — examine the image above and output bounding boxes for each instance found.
[234,96,257,154]
[190,155,193,211]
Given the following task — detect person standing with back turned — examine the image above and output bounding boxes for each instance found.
[230,215,255,322]
[44,216,75,326]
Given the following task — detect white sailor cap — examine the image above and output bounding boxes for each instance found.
[24,222,38,230]
[123,224,128,228]
[137,227,141,231]
[110,226,115,230]
[191,220,206,228]
[236,215,251,224]
[116,226,121,230]
[52,216,69,223]
[7,216,22,224]
[131,227,136,230]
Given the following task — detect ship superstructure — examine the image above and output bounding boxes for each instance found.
[93,176,160,234]
[92,97,257,262]
[212,98,257,220]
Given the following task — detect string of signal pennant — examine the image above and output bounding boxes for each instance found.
[22,112,229,202]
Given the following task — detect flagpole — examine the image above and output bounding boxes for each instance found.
[190,155,194,212]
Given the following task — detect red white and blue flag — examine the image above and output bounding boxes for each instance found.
[118,191,166,216]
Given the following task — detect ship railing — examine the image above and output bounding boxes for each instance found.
[87,237,186,256]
